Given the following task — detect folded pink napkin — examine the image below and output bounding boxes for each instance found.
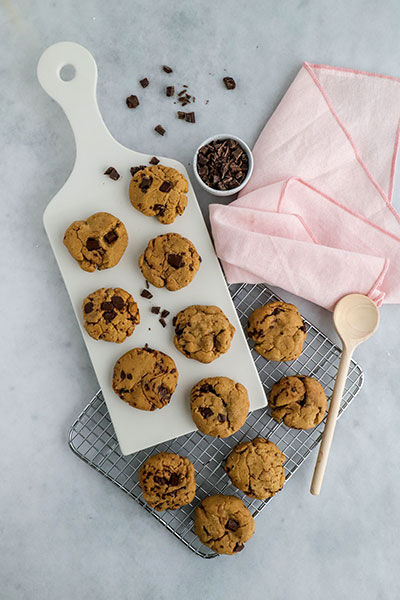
[210,63,400,310]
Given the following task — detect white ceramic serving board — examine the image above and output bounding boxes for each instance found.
[37,42,266,455]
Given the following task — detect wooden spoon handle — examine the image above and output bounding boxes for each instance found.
[310,347,352,495]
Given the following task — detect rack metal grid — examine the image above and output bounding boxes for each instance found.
[69,284,364,558]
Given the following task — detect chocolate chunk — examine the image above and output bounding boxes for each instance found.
[233,543,244,553]
[199,383,216,394]
[84,302,94,314]
[149,156,159,165]
[111,295,125,310]
[86,237,100,250]
[145,279,150,289]
[141,289,153,299]
[126,95,139,109]
[151,306,160,314]
[225,518,239,532]
[169,473,180,486]
[103,230,118,244]
[271,307,284,316]
[101,301,114,311]
[161,309,170,318]
[195,138,248,190]
[139,175,153,192]
[158,385,170,400]
[103,310,116,322]
[154,475,167,485]
[120,370,126,380]
[154,124,166,136]
[162,65,173,73]
[130,165,146,176]
[167,253,184,268]
[127,373,133,380]
[199,407,213,419]
[104,166,120,180]
[139,78,149,88]
[153,203,166,216]
[159,318,167,328]
[159,180,174,193]
[166,86,174,97]
[223,76,236,90]
[299,322,307,332]
[217,413,226,423]
[178,89,186,96]
[185,112,195,123]
[172,316,177,326]
[177,111,186,119]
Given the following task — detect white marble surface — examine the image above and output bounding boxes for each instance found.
[1,1,400,598]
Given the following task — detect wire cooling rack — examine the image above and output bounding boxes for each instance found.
[69,283,364,559]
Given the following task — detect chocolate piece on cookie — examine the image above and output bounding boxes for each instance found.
[63,212,128,272]
[247,301,306,361]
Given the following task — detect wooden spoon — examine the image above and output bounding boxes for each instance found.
[310,294,379,495]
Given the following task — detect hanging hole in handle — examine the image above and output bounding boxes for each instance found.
[59,64,76,82]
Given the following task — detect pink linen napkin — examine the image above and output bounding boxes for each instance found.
[209,63,400,310]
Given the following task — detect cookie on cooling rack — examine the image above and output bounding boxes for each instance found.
[268,375,327,429]
[247,301,306,361]
[190,377,249,438]
[129,164,188,224]
[194,494,255,555]
[224,438,285,500]
[63,212,128,272]
[138,452,196,510]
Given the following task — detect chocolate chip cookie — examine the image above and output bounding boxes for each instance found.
[139,233,201,291]
[247,301,306,361]
[112,346,178,411]
[269,375,327,429]
[138,452,196,511]
[63,212,128,272]
[225,438,285,500]
[82,287,140,343]
[190,377,249,438]
[173,305,235,363]
[129,165,188,224]
[194,494,255,555]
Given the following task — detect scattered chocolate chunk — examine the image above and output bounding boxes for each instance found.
[172,316,177,326]
[139,78,149,88]
[159,180,173,193]
[86,237,100,250]
[103,310,116,322]
[141,289,153,299]
[84,302,94,314]
[161,309,170,318]
[167,253,184,268]
[166,86,174,97]
[130,165,146,176]
[162,65,173,73]
[126,95,139,109]
[104,166,120,180]
[103,230,118,244]
[145,279,150,289]
[149,156,159,165]
[151,306,160,314]
[223,76,236,90]
[169,473,180,486]
[217,413,226,423]
[185,112,195,123]
[225,518,239,532]
[159,318,167,328]
[234,543,244,553]
[101,301,114,311]
[196,138,249,191]
[111,296,125,310]
[139,175,153,192]
[177,111,186,120]
[178,89,186,96]
[199,407,213,418]
[154,124,166,136]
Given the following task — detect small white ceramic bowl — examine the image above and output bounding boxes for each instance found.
[193,133,254,197]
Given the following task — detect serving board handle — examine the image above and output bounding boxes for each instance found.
[37,42,114,165]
